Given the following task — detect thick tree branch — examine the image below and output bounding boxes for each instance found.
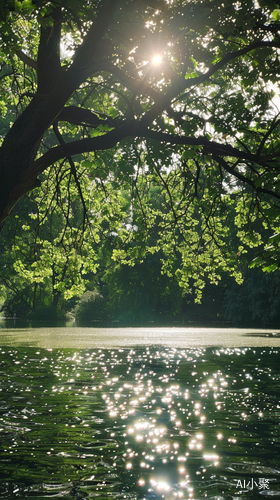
[144,129,262,163]
[0,1,121,229]
[55,106,108,127]
[16,50,37,70]
[2,119,280,229]
[55,105,125,128]
[69,0,119,81]
[3,110,280,230]
[24,123,133,182]
[37,6,62,92]
[26,124,279,185]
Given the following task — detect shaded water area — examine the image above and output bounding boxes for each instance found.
[0,327,280,499]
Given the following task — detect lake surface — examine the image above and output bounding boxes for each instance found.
[1,325,280,348]
[0,327,280,499]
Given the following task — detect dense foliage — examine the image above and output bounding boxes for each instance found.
[1,0,280,321]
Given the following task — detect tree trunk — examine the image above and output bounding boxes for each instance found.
[0,1,118,228]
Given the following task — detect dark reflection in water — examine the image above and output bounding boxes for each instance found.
[0,346,280,499]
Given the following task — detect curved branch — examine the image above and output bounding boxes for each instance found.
[143,129,260,163]
[16,50,37,70]
[27,123,280,183]
[55,106,108,127]
[5,97,280,228]
[24,122,132,181]
[55,105,126,128]
[4,115,280,228]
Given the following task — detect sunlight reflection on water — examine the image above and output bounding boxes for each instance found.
[0,342,280,498]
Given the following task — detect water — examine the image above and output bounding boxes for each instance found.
[0,328,280,499]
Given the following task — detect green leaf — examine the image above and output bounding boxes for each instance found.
[14,0,22,11]
[108,106,118,118]
[263,263,278,272]
[185,71,199,80]
[262,207,280,218]
[272,9,280,21]
[182,148,195,160]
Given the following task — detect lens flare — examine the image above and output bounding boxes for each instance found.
[152,55,162,65]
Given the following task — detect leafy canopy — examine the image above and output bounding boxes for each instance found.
[1,0,280,308]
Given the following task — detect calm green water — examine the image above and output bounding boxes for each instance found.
[0,329,280,499]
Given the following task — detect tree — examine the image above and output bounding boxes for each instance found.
[1,0,280,223]
[1,0,280,305]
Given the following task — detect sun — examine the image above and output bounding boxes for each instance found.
[151,54,162,65]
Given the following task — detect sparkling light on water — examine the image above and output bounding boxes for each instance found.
[0,346,280,498]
